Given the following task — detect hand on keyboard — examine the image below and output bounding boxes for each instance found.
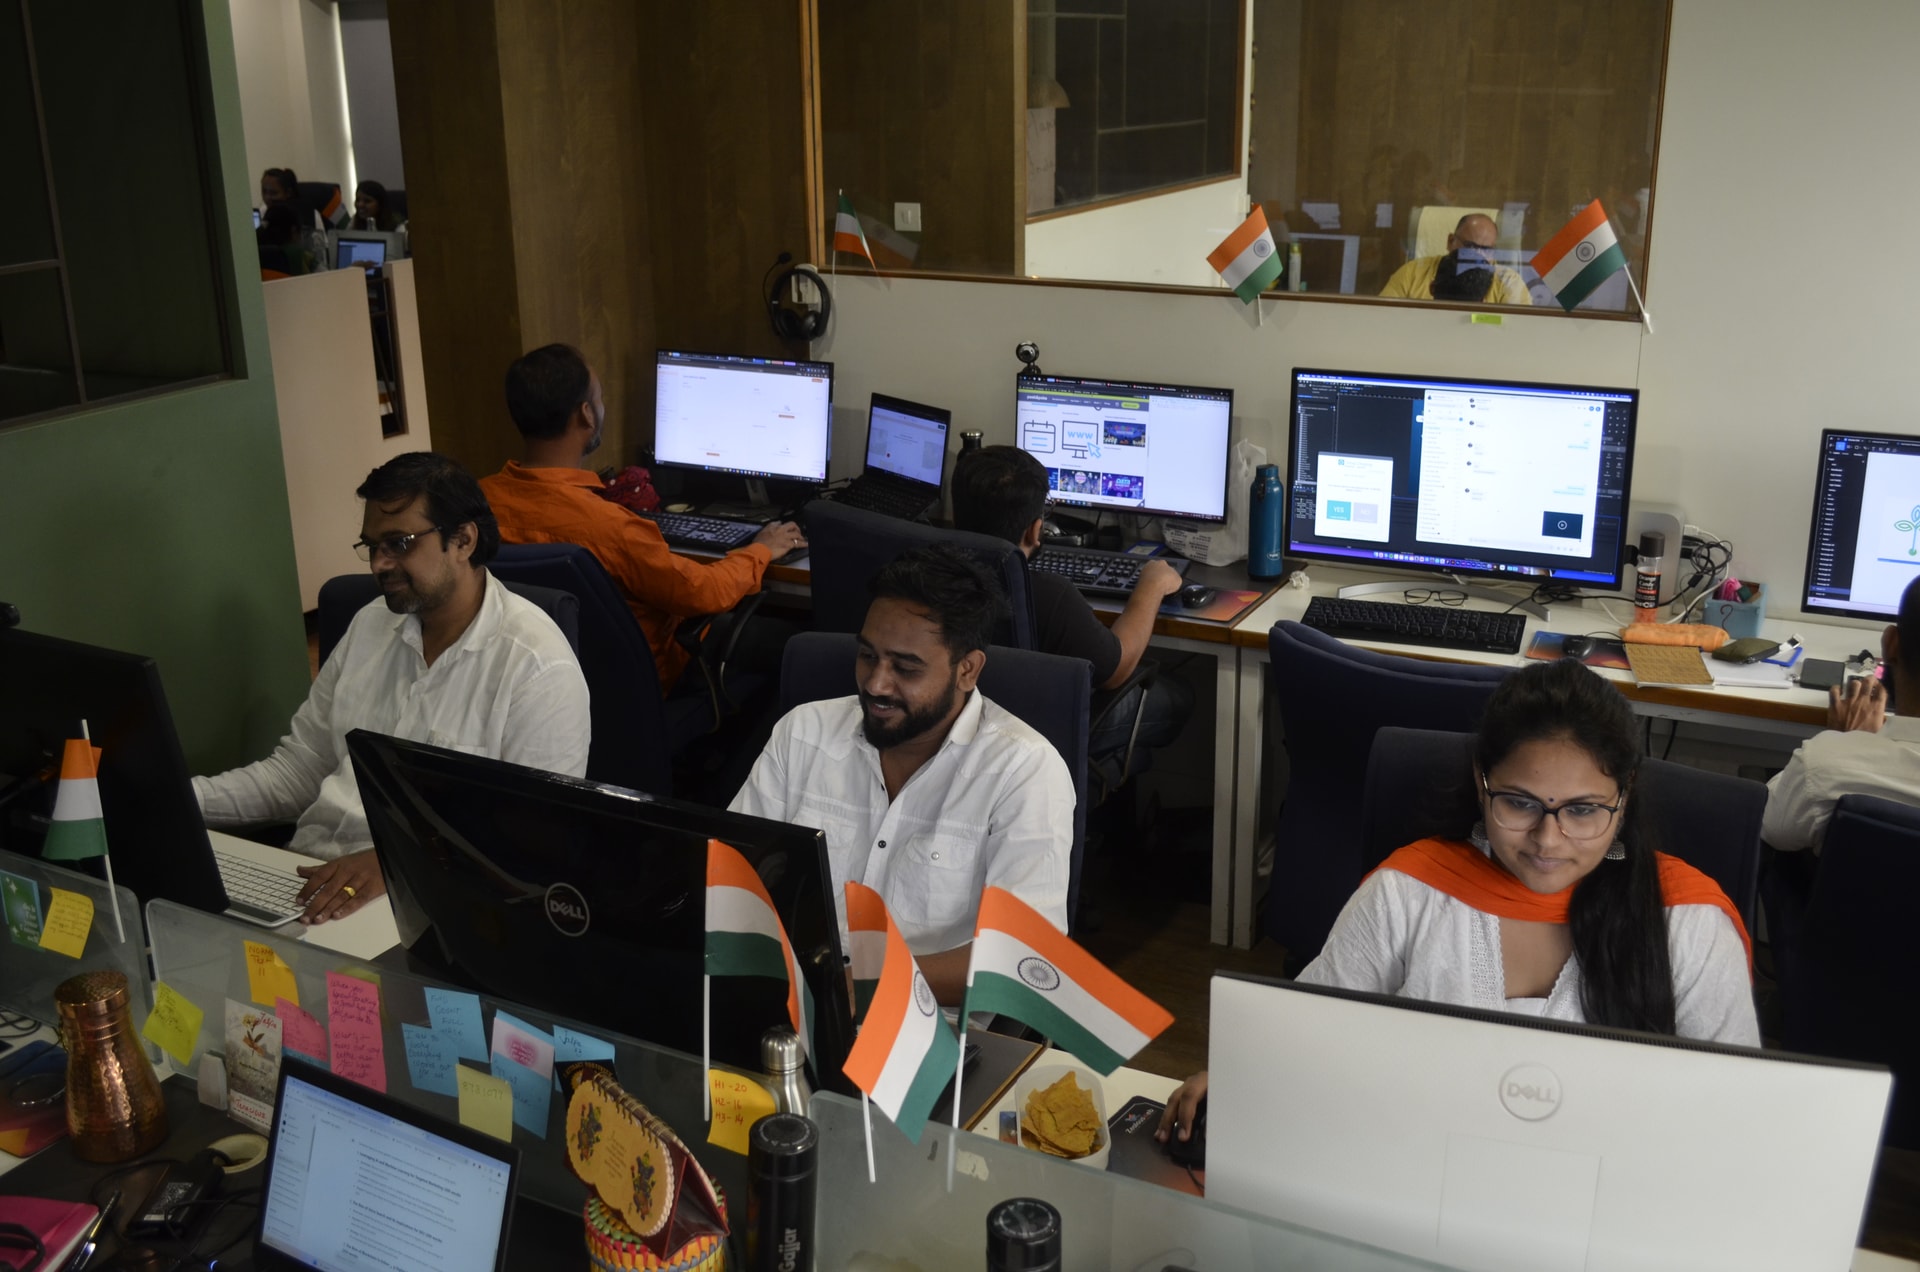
[293,848,386,925]
[751,520,808,555]
[1135,559,1185,601]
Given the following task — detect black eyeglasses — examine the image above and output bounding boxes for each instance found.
[1404,588,1467,606]
[1481,772,1626,842]
[350,526,447,563]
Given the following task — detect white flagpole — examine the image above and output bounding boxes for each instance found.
[832,189,841,279]
[861,1092,877,1184]
[702,974,711,1122]
[79,720,126,944]
[1622,264,1655,335]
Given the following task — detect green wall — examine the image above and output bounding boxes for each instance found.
[0,0,309,773]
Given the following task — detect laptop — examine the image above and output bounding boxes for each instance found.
[255,1060,519,1271]
[833,392,951,521]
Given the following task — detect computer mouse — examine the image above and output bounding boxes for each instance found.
[1178,584,1216,609]
[1165,1095,1207,1169]
[1562,635,1593,659]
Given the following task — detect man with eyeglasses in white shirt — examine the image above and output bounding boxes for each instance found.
[193,452,591,924]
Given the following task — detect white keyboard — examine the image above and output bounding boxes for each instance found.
[213,849,307,924]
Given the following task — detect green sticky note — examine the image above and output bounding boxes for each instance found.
[143,981,205,1066]
[1470,312,1504,325]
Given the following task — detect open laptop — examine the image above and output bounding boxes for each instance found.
[832,392,951,521]
[255,1060,518,1271]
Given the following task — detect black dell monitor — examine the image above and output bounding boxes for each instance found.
[1800,427,1920,621]
[1014,372,1235,522]
[0,627,229,916]
[347,730,857,1091]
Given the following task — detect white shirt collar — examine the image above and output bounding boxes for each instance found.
[390,568,502,661]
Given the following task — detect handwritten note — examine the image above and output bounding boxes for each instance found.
[490,1013,555,1077]
[458,1064,514,1141]
[551,1024,617,1092]
[244,941,299,1008]
[277,997,328,1065]
[707,1071,778,1155]
[142,981,205,1066]
[403,1022,459,1097]
[37,888,92,959]
[326,970,387,1093]
[425,988,488,1061]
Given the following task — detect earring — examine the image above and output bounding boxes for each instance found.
[1469,821,1492,856]
[1605,839,1627,861]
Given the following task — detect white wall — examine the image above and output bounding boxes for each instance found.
[817,0,1920,628]
[338,2,404,191]
[228,0,354,199]
[1025,178,1254,289]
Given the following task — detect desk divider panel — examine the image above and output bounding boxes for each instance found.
[0,849,151,1058]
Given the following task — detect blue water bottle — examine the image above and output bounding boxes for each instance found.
[1248,463,1285,580]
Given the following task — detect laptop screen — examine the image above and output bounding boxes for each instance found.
[866,393,950,486]
[259,1068,516,1271]
[335,238,387,271]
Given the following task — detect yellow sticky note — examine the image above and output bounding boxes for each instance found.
[142,981,205,1066]
[1469,312,1504,325]
[458,1064,514,1141]
[244,941,299,1008]
[707,1070,778,1155]
[37,888,92,959]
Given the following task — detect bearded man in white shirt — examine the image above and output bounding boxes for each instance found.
[194,452,591,924]
[730,546,1075,1005]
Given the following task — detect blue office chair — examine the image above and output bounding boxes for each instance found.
[1263,621,1512,965]
[316,573,579,667]
[1361,727,1767,932]
[777,632,1092,930]
[803,501,1037,649]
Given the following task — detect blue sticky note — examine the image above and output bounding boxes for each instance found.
[490,1050,551,1137]
[402,1022,458,1097]
[552,1025,617,1091]
[425,988,488,1062]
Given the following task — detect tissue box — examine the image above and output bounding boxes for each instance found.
[1705,583,1766,639]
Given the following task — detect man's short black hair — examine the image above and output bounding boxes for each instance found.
[263,167,298,197]
[356,452,500,565]
[951,445,1049,546]
[1900,577,1920,675]
[869,545,1007,662]
[504,344,592,441]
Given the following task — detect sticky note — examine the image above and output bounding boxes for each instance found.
[490,1050,551,1137]
[37,888,92,959]
[425,988,488,1061]
[552,1025,616,1092]
[458,1064,514,1141]
[403,1022,458,1097]
[276,997,328,1065]
[244,941,299,1008]
[326,970,387,1093]
[490,1013,555,1078]
[1470,312,1504,325]
[142,981,205,1066]
[707,1071,778,1155]
[0,870,43,948]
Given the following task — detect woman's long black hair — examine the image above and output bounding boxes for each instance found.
[1475,658,1675,1034]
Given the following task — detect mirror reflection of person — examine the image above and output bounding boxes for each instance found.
[1379,213,1530,306]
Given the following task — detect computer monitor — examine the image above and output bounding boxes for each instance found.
[348,730,856,1090]
[1286,368,1638,589]
[1014,373,1233,522]
[1206,974,1890,1272]
[0,628,229,917]
[653,349,833,483]
[1801,427,1920,620]
[865,392,950,486]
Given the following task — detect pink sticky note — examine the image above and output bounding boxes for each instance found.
[489,1014,555,1079]
[277,997,328,1064]
[325,971,387,1093]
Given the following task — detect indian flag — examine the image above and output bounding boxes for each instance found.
[1531,200,1628,311]
[704,839,812,1058]
[834,192,875,266]
[41,739,107,862]
[1206,206,1284,304]
[962,887,1173,1075]
[842,884,958,1142]
[847,881,887,1022]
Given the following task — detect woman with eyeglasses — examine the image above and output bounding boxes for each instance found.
[1159,657,1756,1146]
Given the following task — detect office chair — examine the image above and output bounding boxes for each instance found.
[1361,728,1767,932]
[316,574,579,668]
[1410,204,1502,259]
[293,181,349,228]
[777,632,1092,931]
[803,501,1037,649]
[1263,621,1511,965]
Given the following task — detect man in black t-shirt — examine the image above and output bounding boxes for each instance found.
[951,446,1193,766]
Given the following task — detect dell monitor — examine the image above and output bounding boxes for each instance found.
[1014,373,1234,522]
[348,730,856,1090]
[653,348,833,483]
[1801,428,1920,620]
[1286,368,1638,591]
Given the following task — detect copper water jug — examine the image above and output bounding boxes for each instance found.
[56,970,169,1161]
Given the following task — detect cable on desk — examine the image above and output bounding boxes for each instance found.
[0,1009,39,1039]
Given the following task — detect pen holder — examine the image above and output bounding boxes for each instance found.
[1706,583,1766,640]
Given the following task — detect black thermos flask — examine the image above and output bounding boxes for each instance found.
[747,1112,818,1272]
[985,1196,1062,1271]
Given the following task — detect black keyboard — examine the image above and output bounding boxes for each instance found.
[832,475,939,521]
[1300,595,1526,655]
[1031,545,1188,599]
[640,510,761,550]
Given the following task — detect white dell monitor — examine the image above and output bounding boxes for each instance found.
[653,348,833,483]
[1206,974,1889,1272]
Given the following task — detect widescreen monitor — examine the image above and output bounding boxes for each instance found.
[653,348,833,483]
[348,730,856,1090]
[1800,428,1920,620]
[1014,373,1233,522]
[1285,368,1638,589]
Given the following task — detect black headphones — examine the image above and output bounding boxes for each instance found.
[765,255,832,343]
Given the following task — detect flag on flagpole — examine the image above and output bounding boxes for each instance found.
[1530,200,1628,311]
[704,839,813,1058]
[961,887,1173,1076]
[41,739,107,862]
[1205,206,1285,304]
[841,884,959,1144]
[834,192,876,266]
[847,886,888,1023]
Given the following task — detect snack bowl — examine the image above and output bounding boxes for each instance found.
[1010,1062,1110,1170]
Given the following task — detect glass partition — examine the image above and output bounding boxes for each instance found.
[0,848,149,1054]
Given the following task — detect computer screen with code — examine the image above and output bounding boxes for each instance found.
[1801,428,1920,620]
[654,349,833,482]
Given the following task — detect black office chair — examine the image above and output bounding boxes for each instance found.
[777,631,1092,930]
[293,180,347,228]
[803,501,1038,649]
[1361,727,1767,932]
[316,574,579,667]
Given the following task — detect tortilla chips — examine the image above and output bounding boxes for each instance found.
[1020,1071,1102,1159]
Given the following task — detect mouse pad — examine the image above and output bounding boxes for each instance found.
[1525,631,1630,670]
[1157,588,1264,624]
[1106,1095,1203,1195]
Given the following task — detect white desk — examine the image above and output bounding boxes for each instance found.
[205,831,400,961]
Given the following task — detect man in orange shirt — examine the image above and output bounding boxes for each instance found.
[481,344,807,690]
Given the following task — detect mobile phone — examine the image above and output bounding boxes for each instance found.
[1797,658,1847,693]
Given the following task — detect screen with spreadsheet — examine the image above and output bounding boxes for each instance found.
[1285,368,1638,589]
[1801,428,1920,620]
[653,349,833,482]
[1014,374,1233,521]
